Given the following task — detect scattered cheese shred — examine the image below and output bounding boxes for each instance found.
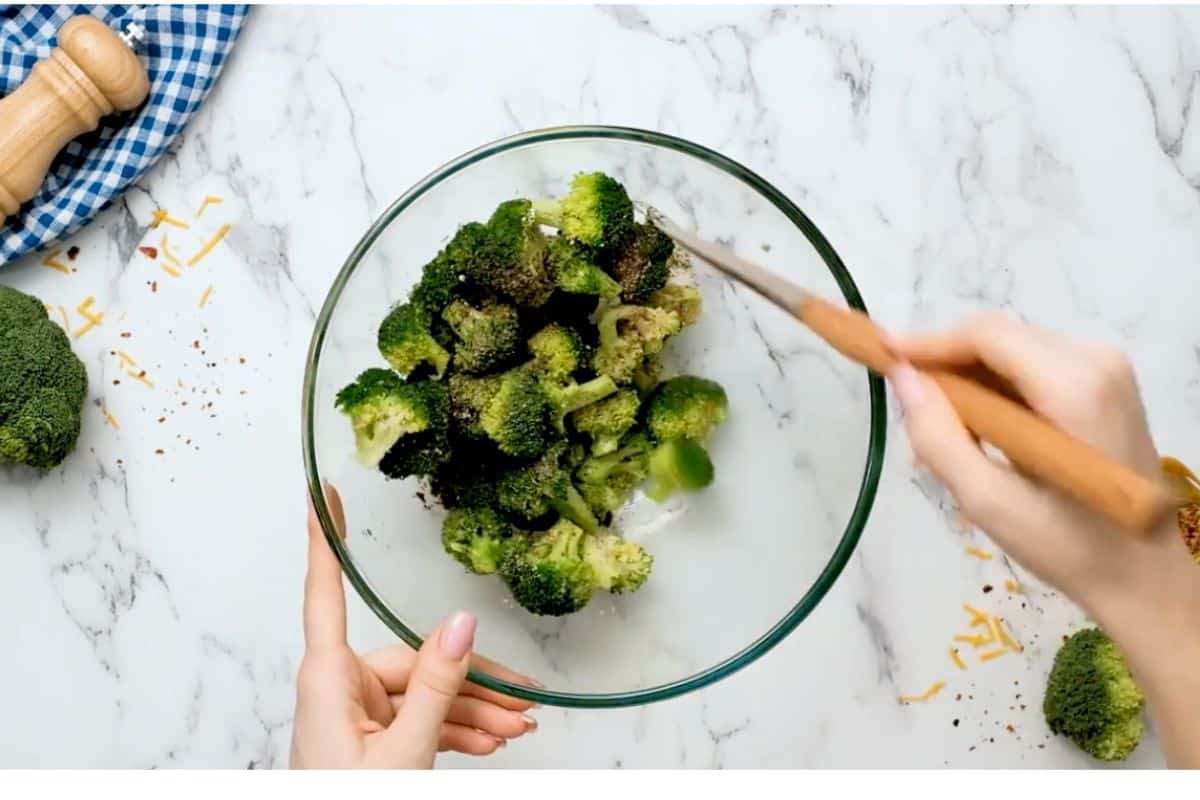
[56,305,70,331]
[979,647,1009,662]
[964,546,994,560]
[963,604,990,627]
[994,618,1024,653]
[151,208,190,230]
[73,320,100,338]
[102,407,120,430]
[127,370,154,388]
[116,351,137,368]
[160,233,182,266]
[195,195,224,218]
[187,223,231,266]
[899,681,946,703]
[160,263,182,278]
[953,632,993,648]
[198,285,214,308]
[41,248,70,273]
[78,296,95,311]
[949,648,966,670]
[1004,579,1021,593]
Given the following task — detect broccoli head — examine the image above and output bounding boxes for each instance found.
[547,236,620,298]
[496,442,599,532]
[646,375,728,444]
[647,283,703,328]
[409,250,462,314]
[442,299,524,374]
[544,375,618,433]
[644,438,715,503]
[608,222,673,303]
[584,533,653,594]
[593,304,681,384]
[527,323,585,383]
[1044,628,1144,762]
[0,287,87,469]
[499,520,595,616]
[479,369,553,458]
[461,200,555,308]
[441,507,513,575]
[447,373,502,439]
[336,369,442,467]
[377,302,451,379]
[531,172,635,252]
[572,389,640,456]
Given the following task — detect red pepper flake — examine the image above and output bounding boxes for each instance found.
[238,357,245,364]
[157,417,165,423]
[139,246,158,259]
[151,281,158,293]
[193,340,200,349]
[67,246,80,260]
[1006,724,1016,733]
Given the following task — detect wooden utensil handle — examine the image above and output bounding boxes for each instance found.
[799,295,1173,535]
[0,16,148,225]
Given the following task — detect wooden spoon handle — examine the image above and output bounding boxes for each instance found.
[799,295,1173,535]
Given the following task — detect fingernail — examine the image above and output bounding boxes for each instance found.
[495,736,507,749]
[521,714,539,732]
[888,364,925,413]
[438,611,476,660]
[528,678,545,689]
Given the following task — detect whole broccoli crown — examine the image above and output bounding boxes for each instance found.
[441,507,513,574]
[448,372,502,438]
[547,236,621,298]
[377,302,451,378]
[583,533,653,594]
[557,172,635,251]
[645,438,715,503]
[375,381,451,478]
[609,222,673,303]
[527,323,584,383]
[479,369,552,458]
[335,369,440,467]
[410,250,462,314]
[647,284,703,328]
[646,376,729,443]
[499,522,595,616]
[593,305,681,384]
[0,289,88,469]
[442,299,524,374]
[496,442,571,520]
[1043,628,1145,761]
[572,389,641,455]
[476,200,555,308]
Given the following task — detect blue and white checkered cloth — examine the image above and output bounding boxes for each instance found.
[0,4,249,265]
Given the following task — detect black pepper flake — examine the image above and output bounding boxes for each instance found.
[952,719,960,727]
[67,246,80,260]
[982,584,993,593]
[154,449,164,455]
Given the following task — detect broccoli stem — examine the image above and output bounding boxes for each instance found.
[530,199,563,228]
[553,485,600,533]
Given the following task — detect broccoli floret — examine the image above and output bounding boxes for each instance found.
[608,222,673,303]
[458,200,554,308]
[496,443,599,532]
[429,439,507,509]
[410,251,462,314]
[527,323,585,383]
[447,373,502,439]
[583,533,653,594]
[544,374,618,433]
[575,433,651,517]
[531,172,635,252]
[0,287,87,469]
[499,520,596,616]
[647,283,702,328]
[377,303,451,379]
[646,376,729,444]
[644,438,715,502]
[442,299,524,374]
[547,236,620,298]
[441,507,513,575]
[479,369,553,458]
[1044,628,1144,762]
[572,389,640,455]
[335,369,444,467]
[593,304,681,384]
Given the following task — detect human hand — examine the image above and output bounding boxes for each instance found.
[290,484,540,769]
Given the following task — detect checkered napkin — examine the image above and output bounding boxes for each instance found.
[0,4,250,265]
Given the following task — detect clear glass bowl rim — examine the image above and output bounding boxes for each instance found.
[302,124,888,709]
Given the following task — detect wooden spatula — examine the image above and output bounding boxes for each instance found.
[645,206,1175,536]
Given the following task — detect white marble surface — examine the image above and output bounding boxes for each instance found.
[2,5,1199,768]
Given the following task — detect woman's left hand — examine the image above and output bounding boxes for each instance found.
[290,485,540,769]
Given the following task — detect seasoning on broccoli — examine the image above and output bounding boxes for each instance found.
[532,171,635,252]
[593,304,681,384]
[496,443,599,532]
[608,221,674,303]
[410,251,461,314]
[377,302,451,379]
[572,389,640,456]
[475,200,555,307]
[0,286,87,469]
[1043,628,1144,762]
[547,236,621,298]
[584,533,653,594]
[335,369,443,467]
[527,323,586,383]
[479,369,553,458]
[447,372,502,439]
[442,299,524,374]
[646,376,728,444]
[442,507,513,575]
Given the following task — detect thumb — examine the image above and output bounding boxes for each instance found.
[377,611,476,768]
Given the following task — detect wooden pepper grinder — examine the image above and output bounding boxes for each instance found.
[0,16,149,226]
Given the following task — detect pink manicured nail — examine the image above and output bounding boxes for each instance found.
[888,364,925,413]
[521,714,539,732]
[438,611,476,659]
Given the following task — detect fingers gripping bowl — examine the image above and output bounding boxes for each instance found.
[303,127,886,708]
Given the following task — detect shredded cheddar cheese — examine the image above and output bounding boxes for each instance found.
[160,263,182,278]
[102,407,120,430]
[899,681,946,703]
[160,233,182,266]
[116,351,137,368]
[979,647,1009,662]
[187,223,231,266]
[963,604,990,627]
[73,320,100,338]
[195,195,224,218]
[1004,579,1020,593]
[953,632,993,648]
[56,305,70,331]
[949,648,966,670]
[964,546,994,560]
[41,248,70,273]
[151,208,190,230]
[127,370,154,389]
[198,285,214,308]
[994,618,1023,653]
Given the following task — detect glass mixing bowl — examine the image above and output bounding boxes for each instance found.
[303,126,886,708]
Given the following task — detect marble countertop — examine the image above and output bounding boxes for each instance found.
[2,5,1199,768]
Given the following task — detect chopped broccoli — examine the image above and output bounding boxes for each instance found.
[608,222,673,303]
[429,440,506,509]
[593,304,681,384]
[631,356,663,395]
[572,389,640,455]
[376,382,451,479]
[547,236,621,298]
[410,251,462,314]
[499,520,595,616]
[447,372,502,439]
[442,299,524,374]
[644,438,715,502]
[527,323,585,383]
[575,433,651,517]
[584,533,653,594]
[646,375,729,444]
[496,442,599,532]
[1044,628,1144,762]
[0,287,87,469]
[335,368,444,467]
[377,302,451,379]
[531,171,635,252]
[544,374,618,433]
[466,200,555,308]
[441,507,513,575]
[479,369,553,459]
[647,283,702,328]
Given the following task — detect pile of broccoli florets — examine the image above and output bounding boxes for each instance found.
[0,286,88,470]
[337,172,729,616]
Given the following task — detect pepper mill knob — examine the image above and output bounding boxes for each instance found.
[0,15,150,227]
